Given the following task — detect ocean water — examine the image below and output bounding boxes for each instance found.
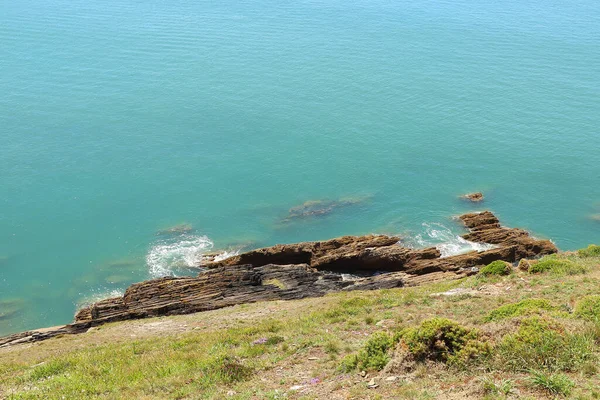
[1,0,599,336]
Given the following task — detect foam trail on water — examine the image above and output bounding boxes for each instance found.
[146,234,214,278]
[410,222,496,257]
[76,288,124,310]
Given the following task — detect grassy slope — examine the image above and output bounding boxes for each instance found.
[1,251,600,400]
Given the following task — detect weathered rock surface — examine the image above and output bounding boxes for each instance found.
[204,235,441,274]
[461,192,484,202]
[0,210,558,347]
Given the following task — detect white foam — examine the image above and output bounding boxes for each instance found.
[76,288,124,310]
[146,234,214,278]
[212,250,239,262]
[410,222,496,257]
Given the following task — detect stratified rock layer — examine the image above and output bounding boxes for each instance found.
[0,211,557,347]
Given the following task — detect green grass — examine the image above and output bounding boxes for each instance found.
[574,295,600,322]
[484,298,560,322]
[493,316,596,372]
[529,371,575,396]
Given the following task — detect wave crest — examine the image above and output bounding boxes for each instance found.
[146,234,214,278]
[409,222,496,257]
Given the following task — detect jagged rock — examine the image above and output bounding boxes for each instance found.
[459,211,557,260]
[461,192,484,202]
[0,210,558,347]
[205,235,441,274]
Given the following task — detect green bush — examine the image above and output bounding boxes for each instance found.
[574,295,600,322]
[528,256,588,275]
[494,317,595,372]
[529,370,575,396]
[339,353,358,372]
[355,331,394,371]
[578,244,600,258]
[478,260,512,277]
[485,298,558,322]
[398,318,490,367]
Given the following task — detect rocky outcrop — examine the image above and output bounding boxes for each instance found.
[205,211,556,274]
[0,210,557,347]
[204,235,441,274]
[461,192,484,202]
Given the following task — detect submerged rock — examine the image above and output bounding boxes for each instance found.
[282,196,371,223]
[589,214,600,222]
[0,299,24,321]
[156,223,194,236]
[461,192,484,202]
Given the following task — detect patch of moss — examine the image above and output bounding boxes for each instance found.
[478,260,512,277]
[494,316,595,372]
[398,318,490,367]
[574,295,600,322]
[528,255,588,275]
[484,298,558,322]
[578,245,600,258]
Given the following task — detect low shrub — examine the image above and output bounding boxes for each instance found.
[578,244,600,258]
[528,256,588,275]
[494,317,595,372]
[397,318,490,367]
[484,298,558,322]
[528,370,575,396]
[478,260,512,277]
[339,353,358,372]
[574,295,600,322]
[355,331,394,371]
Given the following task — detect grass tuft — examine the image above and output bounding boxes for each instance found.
[528,370,575,396]
[484,298,559,322]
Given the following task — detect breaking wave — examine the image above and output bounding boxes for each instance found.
[409,222,496,257]
[76,288,124,310]
[146,234,240,278]
[146,234,214,278]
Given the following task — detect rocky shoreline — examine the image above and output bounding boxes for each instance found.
[0,211,557,348]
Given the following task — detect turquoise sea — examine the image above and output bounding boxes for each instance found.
[1,0,599,335]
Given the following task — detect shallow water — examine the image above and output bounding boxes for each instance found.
[1,0,599,335]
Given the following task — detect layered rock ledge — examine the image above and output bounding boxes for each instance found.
[0,211,557,347]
